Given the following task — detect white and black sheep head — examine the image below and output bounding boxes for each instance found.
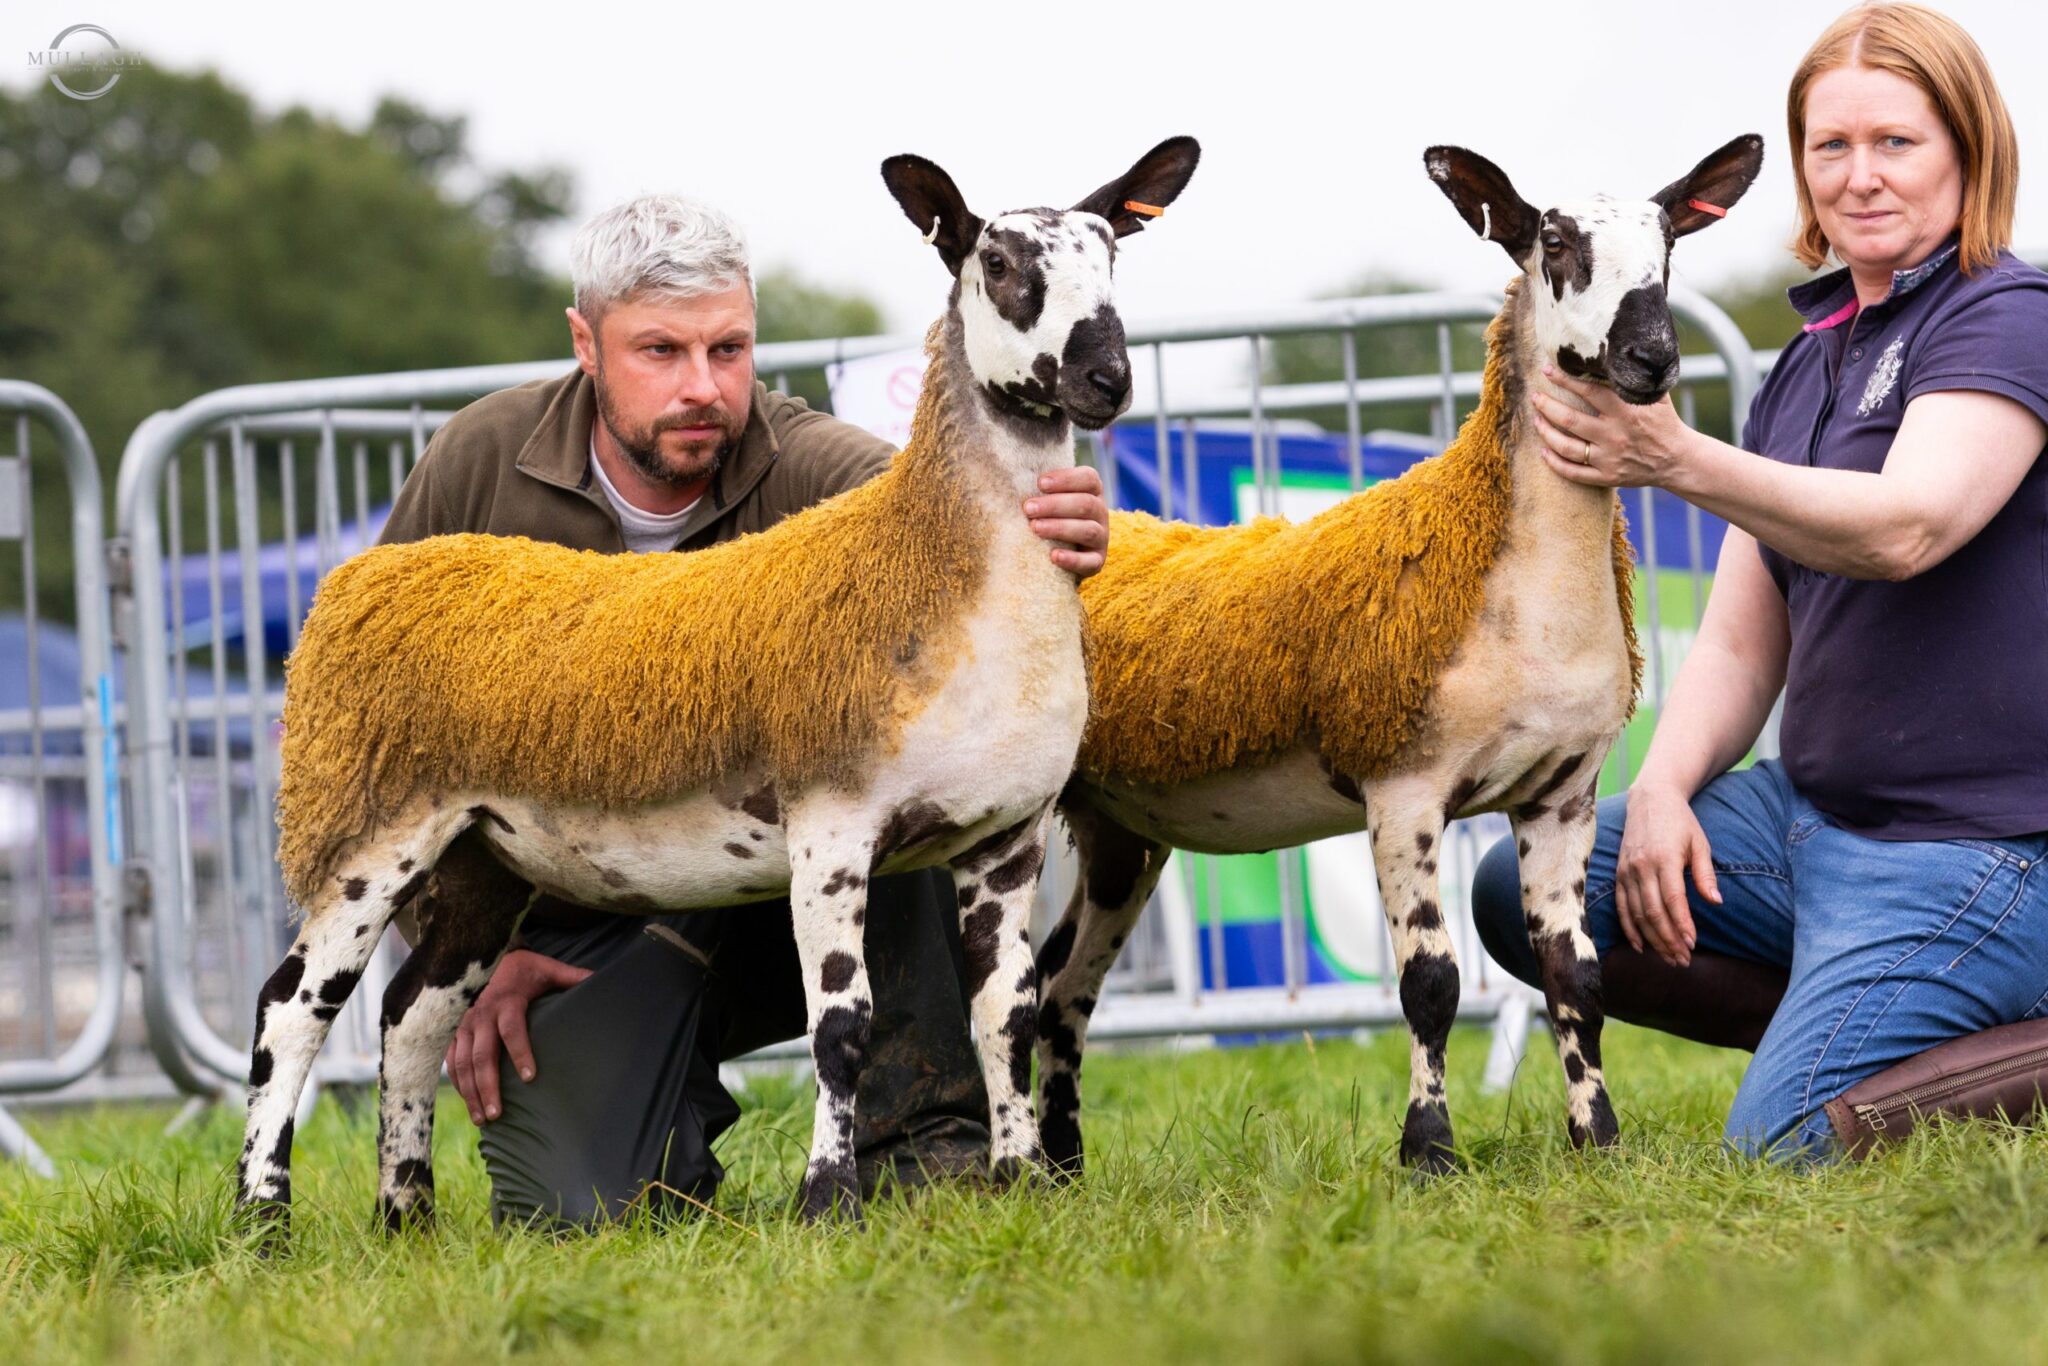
[1425,135,1764,404]
[882,137,1200,431]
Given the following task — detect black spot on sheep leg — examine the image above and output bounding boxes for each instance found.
[950,806,1058,1182]
[791,831,879,1224]
[1512,787,1619,1151]
[374,830,531,1234]
[1037,802,1167,1180]
[800,1000,871,1223]
[1369,803,1460,1175]
[237,860,408,1243]
[1396,951,1461,1173]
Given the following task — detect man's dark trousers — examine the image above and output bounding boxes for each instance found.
[476,869,989,1228]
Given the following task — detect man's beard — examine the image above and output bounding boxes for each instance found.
[593,354,740,489]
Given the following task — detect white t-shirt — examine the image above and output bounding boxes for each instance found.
[588,434,702,554]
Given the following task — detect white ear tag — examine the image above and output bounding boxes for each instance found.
[922,216,940,245]
[1480,202,1492,241]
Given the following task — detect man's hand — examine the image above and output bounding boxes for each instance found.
[1615,785,1722,968]
[1025,465,1111,578]
[444,949,592,1124]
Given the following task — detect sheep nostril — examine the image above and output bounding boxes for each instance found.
[1089,368,1130,405]
[1628,346,1677,381]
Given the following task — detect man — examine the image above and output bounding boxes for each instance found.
[379,194,1111,1225]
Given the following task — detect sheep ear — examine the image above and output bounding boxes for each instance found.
[1073,136,1201,238]
[1653,133,1765,237]
[881,154,984,275]
[1424,146,1539,262]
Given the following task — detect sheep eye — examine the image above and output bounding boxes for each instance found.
[1542,233,1565,254]
[983,252,1007,279]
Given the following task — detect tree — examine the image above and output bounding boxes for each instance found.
[0,68,581,620]
[754,267,888,410]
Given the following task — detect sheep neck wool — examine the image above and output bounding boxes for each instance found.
[275,322,989,907]
[1074,277,1643,787]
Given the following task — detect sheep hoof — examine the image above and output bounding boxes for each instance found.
[1400,1101,1459,1177]
[377,1195,436,1236]
[1403,1146,1461,1181]
[986,1154,1045,1192]
[1569,1094,1621,1151]
[1040,1117,1084,1183]
[234,1197,292,1258]
[798,1170,863,1226]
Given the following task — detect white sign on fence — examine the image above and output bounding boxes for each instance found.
[825,348,926,449]
[0,458,21,540]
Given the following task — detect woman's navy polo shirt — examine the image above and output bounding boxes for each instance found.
[1746,241,2048,840]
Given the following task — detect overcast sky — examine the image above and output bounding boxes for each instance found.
[12,0,2048,337]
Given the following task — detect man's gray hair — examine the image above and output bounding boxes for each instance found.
[571,194,753,317]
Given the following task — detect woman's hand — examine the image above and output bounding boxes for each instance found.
[1615,784,1723,967]
[1025,465,1111,577]
[1529,367,1697,490]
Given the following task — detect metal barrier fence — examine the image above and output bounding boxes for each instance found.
[0,383,124,1175]
[99,286,1762,1107]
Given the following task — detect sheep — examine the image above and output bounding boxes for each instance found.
[235,136,1201,1237]
[1037,136,1764,1176]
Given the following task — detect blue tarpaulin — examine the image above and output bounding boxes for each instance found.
[167,505,390,657]
[1100,422,1730,568]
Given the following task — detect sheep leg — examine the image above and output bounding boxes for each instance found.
[1510,763,1619,1149]
[1035,802,1168,1179]
[788,828,883,1223]
[374,833,534,1232]
[1366,791,1459,1173]
[237,856,429,1236]
[950,806,1055,1184]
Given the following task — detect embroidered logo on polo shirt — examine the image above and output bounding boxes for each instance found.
[1859,336,1905,417]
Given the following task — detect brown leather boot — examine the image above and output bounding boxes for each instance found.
[1598,947,1788,1052]
[1825,1017,2048,1156]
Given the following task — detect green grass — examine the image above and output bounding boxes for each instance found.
[7,1024,2048,1365]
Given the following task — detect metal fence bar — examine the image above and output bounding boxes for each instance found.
[1091,430,1117,508]
[1151,343,1171,517]
[1638,485,1664,708]
[1435,322,1457,441]
[231,425,284,977]
[352,439,371,548]
[1341,331,1363,492]
[199,442,243,1029]
[315,416,341,581]
[0,382,123,1141]
[279,440,302,653]
[1247,336,1269,517]
[16,416,55,1057]
[1678,388,1708,622]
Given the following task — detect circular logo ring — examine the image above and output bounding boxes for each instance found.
[47,25,123,101]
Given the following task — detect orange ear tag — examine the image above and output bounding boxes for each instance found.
[1123,200,1165,218]
[1686,198,1727,218]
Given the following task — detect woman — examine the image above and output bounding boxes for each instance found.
[1472,2,2048,1159]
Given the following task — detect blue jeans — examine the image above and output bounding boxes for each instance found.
[1472,760,2048,1159]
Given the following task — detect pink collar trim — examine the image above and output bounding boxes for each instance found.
[1802,298,1860,333]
